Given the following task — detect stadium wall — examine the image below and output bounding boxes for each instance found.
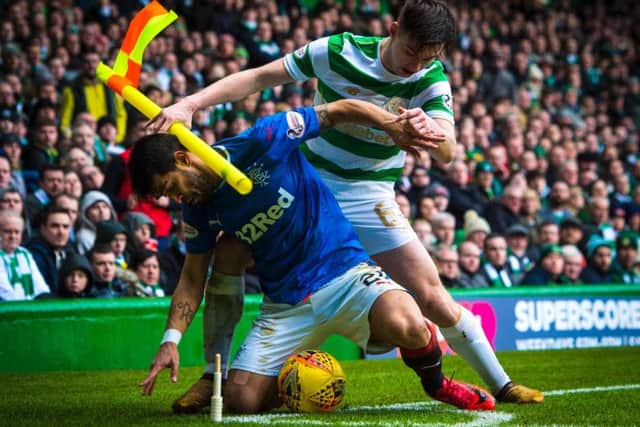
[1,285,639,372]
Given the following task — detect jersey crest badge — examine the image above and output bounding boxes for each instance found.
[383,97,408,115]
[286,111,305,139]
[346,86,360,95]
[246,162,270,187]
[294,47,306,58]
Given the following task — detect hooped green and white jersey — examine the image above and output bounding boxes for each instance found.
[284,32,454,184]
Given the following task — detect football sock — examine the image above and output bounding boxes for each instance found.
[203,273,245,378]
[400,323,444,394]
[439,306,510,393]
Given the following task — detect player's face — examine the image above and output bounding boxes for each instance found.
[153,152,219,205]
[386,24,444,77]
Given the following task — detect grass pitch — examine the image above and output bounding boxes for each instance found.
[1,347,639,426]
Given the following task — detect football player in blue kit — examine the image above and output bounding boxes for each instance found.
[137,99,495,413]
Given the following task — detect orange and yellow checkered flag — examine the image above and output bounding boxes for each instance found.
[98,1,252,195]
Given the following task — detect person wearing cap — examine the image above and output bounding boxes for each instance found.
[481,233,521,287]
[481,184,523,234]
[463,210,491,250]
[611,231,640,285]
[505,223,533,280]
[444,160,487,227]
[474,161,501,203]
[521,244,566,285]
[580,236,615,284]
[428,183,450,213]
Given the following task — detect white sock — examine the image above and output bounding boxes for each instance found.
[439,306,510,393]
[202,273,245,378]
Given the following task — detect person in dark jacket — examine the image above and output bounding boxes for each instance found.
[158,220,186,295]
[57,253,94,298]
[87,243,130,297]
[26,207,77,294]
[580,237,615,284]
[444,160,487,227]
[521,244,567,285]
[481,184,523,234]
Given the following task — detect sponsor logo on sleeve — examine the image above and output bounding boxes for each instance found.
[286,111,305,139]
[183,222,199,239]
[294,47,306,58]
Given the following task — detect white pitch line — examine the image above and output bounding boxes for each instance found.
[544,384,640,396]
[222,384,640,426]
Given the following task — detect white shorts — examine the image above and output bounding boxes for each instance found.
[319,172,417,255]
[231,263,405,376]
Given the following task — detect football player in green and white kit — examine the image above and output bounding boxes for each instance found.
[148,0,543,412]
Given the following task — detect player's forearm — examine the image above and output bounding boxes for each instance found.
[165,251,212,333]
[186,59,292,109]
[165,281,204,333]
[322,99,393,129]
[429,119,456,165]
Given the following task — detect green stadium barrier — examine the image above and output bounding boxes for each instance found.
[2,285,638,372]
[0,295,360,373]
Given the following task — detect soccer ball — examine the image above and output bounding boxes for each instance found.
[277,350,346,413]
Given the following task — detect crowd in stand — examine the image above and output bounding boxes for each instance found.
[0,0,639,301]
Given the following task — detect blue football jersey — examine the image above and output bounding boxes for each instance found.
[183,107,370,304]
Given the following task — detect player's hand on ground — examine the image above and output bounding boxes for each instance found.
[145,98,198,132]
[141,343,180,396]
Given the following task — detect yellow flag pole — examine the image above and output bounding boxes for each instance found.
[97,62,253,195]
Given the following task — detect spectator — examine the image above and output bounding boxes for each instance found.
[60,50,127,142]
[540,181,573,224]
[580,237,615,284]
[130,249,166,297]
[474,161,501,202]
[427,184,450,213]
[477,50,518,108]
[395,192,411,219]
[121,211,158,257]
[481,184,523,234]
[611,231,640,284]
[432,245,460,288]
[504,223,532,277]
[462,210,491,250]
[63,169,83,200]
[583,196,616,241]
[457,241,489,288]
[521,244,566,286]
[75,191,117,255]
[0,211,49,300]
[56,253,94,298]
[562,245,585,285]
[559,216,586,252]
[481,233,520,288]
[26,207,76,294]
[430,211,456,250]
[0,133,26,196]
[87,244,129,298]
[0,187,32,242]
[444,160,486,227]
[412,218,435,249]
[24,164,65,226]
[158,219,187,295]
[21,118,58,172]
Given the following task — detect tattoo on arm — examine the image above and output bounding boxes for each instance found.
[173,301,196,326]
[315,104,333,130]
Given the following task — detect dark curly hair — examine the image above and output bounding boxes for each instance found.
[128,133,184,198]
